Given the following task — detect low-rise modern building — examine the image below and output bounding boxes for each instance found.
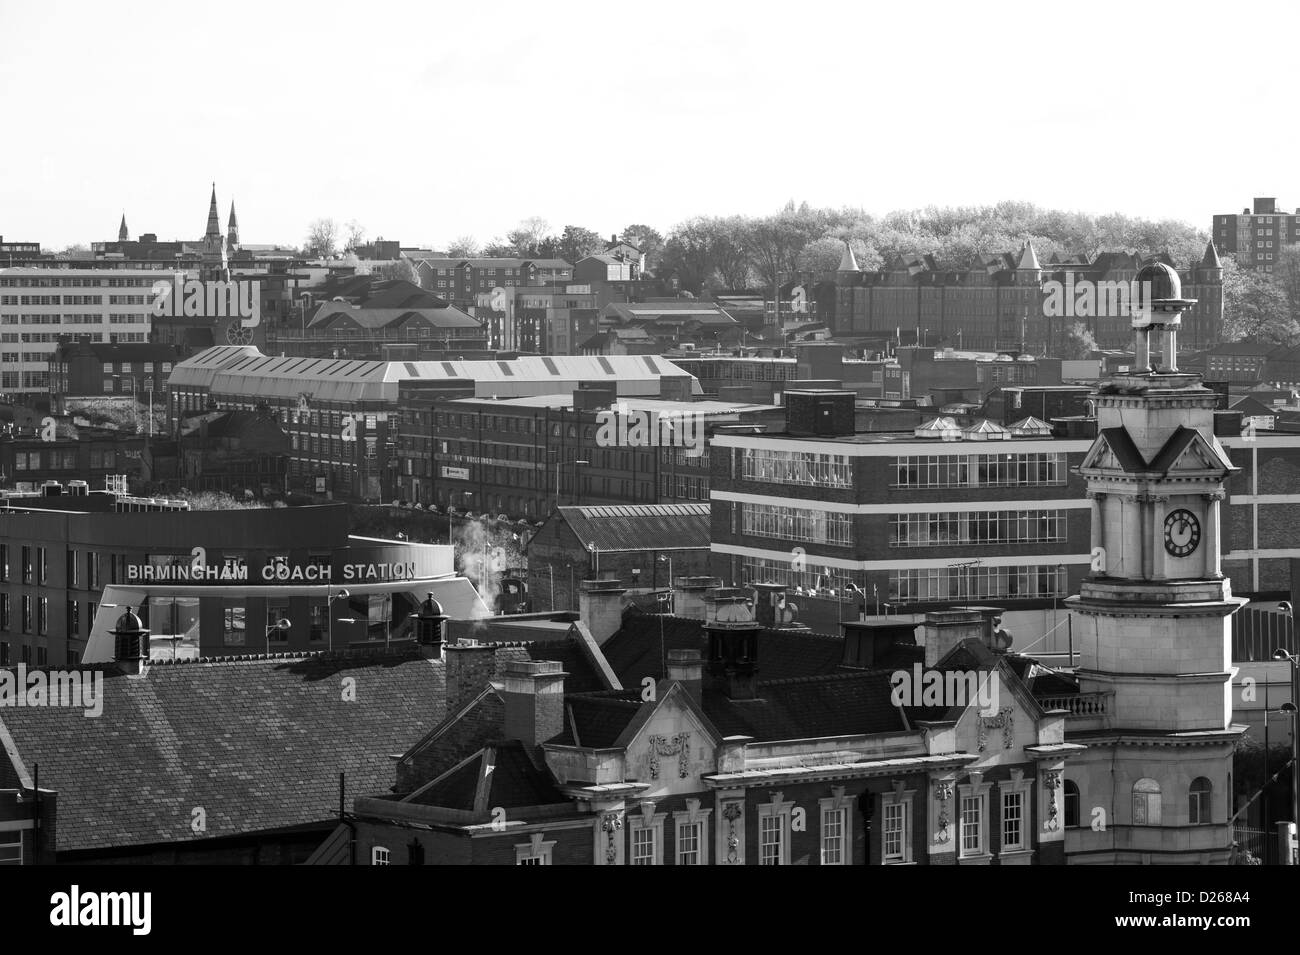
[0,489,484,666]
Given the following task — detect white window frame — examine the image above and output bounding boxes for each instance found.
[757,791,794,866]
[817,785,853,865]
[371,846,390,865]
[1000,771,1032,854]
[881,785,915,864]
[627,800,666,866]
[514,832,556,865]
[957,772,993,862]
[672,798,712,865]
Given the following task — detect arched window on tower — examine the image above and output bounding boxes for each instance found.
[1189,777,1212,825]
[1064,780,1080,828]
[1133,778,1162,826]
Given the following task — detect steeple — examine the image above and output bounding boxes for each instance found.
[118,213,129,243]
[1016,239,1041,272]
[205,183,221,240]
[1200,238,1222,270]
[227,200,240,250]
[837,240,861,273]
[200,183,228,274]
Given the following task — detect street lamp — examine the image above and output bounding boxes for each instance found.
[265,617,290,652]
[327,588,350,651]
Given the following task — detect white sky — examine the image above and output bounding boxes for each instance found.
[1,0,1295,250]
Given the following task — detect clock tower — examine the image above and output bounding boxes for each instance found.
[1065,262,1246,865]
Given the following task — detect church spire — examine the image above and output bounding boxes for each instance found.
[118,213,129,242]
[205,183,221,240]
[1016,239,1041,272]
[227,200,240,250]
[837,240,861,273]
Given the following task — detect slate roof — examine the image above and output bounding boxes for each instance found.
[308,302,481,331]
[404,741,565,810]
[0,651,447,854]
[549,504,710,553]
[558,669,907,746]
[482,637,608,693]
[560,693,644,747]
[1146,426,1234,474]
[601,612,849,685]
[700,671,907,741]
[1094,427,1149,472]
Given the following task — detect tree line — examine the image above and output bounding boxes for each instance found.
[302,200,1212,296]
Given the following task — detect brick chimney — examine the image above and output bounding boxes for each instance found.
[444,642,496,716]
[501,659,567,755]
[666,648,703,703]
[578,578,627,646]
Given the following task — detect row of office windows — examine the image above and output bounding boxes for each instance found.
[739,502,854,547]
[890,510,1067,547]
[0,276,162,288]
[889,564,1066,603]
[741,448,853,488]
[892,452,1068,488]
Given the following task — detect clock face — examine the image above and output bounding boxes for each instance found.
[1163,508,1201,558]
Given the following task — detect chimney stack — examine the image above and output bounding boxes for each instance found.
[666,648,703,703]
[501,659,567,755]
[705,590,760,700]
[578,578,628,645]
[444,642,497,715]
[674,576,720,620]
[922,608,1003,667]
